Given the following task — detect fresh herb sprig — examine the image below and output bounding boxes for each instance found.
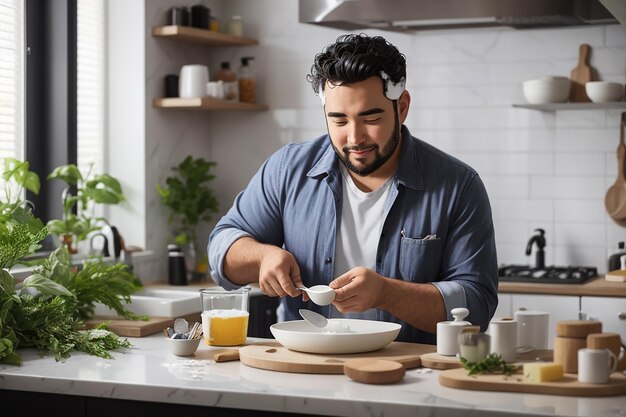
[460,353,521,377]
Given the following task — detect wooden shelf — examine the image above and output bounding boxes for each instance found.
[153,97,268,111]
[513,102,626,111]
[151,25,258,46]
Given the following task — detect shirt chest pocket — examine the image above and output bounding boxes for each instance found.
[399,237,442,282]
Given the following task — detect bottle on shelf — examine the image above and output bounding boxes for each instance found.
[215,61,238,102]
[238,56,256,104]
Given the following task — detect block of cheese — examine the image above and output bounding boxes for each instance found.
[523,362,564,383]
[605,269,626,282]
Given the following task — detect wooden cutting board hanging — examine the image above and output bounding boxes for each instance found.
[569,44,596,102]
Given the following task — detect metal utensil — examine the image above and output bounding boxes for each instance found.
[296,285,335,306]
[299,309,328,328]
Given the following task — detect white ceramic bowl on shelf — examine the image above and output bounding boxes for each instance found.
[585,81,624,103]
[522,76,570,104]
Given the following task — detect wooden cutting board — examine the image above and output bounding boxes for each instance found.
[85,313,201,337]
[421,349,553,370]
[439,368,626,397]
[239,341,435,374]
[569,43,595,102]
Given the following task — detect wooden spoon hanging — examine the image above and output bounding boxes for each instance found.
[606,112,626,223]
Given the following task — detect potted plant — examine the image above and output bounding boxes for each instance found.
[46,164,125,253]
[156,156,219,281]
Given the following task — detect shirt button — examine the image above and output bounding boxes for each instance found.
[325,257,332,264]
[376,258,382,264]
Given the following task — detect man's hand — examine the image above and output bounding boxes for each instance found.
[329,267,387,312]
[258,247,306,299]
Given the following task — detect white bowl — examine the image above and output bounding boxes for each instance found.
[165,337,201,356]
[585,81,624,103]
[522,76,570,104]
[270,319,401,354]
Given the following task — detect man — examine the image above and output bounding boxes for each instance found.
[208,34,498,344]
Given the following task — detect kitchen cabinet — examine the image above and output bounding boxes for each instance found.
[510,294,580,348]
[151,25,268,111]
[580,296,626,340]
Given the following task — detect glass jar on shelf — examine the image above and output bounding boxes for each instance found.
[227,15,244,37]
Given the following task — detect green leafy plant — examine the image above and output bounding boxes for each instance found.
[460,353,521,377]
[156,156,219,248]
[0,159,140,365]
[46,163,125,251]
[34,246,144,321]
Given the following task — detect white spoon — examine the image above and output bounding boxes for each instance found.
[296,285,335,306]
[299,309,328,328]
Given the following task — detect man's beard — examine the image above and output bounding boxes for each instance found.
[331,104,401,177]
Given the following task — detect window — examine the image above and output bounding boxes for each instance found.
[0,0,24,163]
[77,0,106,177]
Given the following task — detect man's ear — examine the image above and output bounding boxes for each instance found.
[398,90,411,123]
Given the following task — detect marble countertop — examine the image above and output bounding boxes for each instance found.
[1,334,624,417]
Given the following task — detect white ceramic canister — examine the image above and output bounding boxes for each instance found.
[437,307,471,356]
[514,309,549,350]
[489,317,517,362]
[179,64,209,98]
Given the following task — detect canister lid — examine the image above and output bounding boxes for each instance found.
[555,320,602,338]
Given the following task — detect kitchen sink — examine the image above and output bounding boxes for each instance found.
[93,288,202,318]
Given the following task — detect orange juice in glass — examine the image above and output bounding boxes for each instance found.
[200,287,250,346]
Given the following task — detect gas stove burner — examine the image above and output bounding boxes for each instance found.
[498,265,597,284]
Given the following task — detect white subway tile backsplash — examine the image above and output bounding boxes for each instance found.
[531,176,605,199]
[555,128,616,152]
[555,153,605,176]
[553,246,607,270]
[555,200,606,223]
[482,175,529,198]
[555,223,606,247]
[491,199,554,222]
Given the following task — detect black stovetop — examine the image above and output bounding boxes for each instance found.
[498,265,597,284]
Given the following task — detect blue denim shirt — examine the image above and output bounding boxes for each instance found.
[208,125,498,344]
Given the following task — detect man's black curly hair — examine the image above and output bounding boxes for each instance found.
[307,33,406,96]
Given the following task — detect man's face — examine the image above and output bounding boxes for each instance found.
[323,76,401,177]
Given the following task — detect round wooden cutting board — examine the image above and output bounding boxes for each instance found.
[238,341,436,374]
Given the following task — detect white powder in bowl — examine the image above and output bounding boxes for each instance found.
[323,321,353,334]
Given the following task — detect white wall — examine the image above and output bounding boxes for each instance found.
[127,0,626,280]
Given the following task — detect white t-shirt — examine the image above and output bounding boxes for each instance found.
[330,164,393,319]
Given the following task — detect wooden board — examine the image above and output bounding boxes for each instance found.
[421,349,553,370]
[239,341,436,374]
[85,313,201,337]
[439,367,626,397]
[420,352,463,369]
[569,43,594,102]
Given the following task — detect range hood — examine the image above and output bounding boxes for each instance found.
[299,0,620,32]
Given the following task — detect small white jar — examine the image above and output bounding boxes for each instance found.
[437,307,471,356]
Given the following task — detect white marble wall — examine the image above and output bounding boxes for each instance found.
[138,0,626,280]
